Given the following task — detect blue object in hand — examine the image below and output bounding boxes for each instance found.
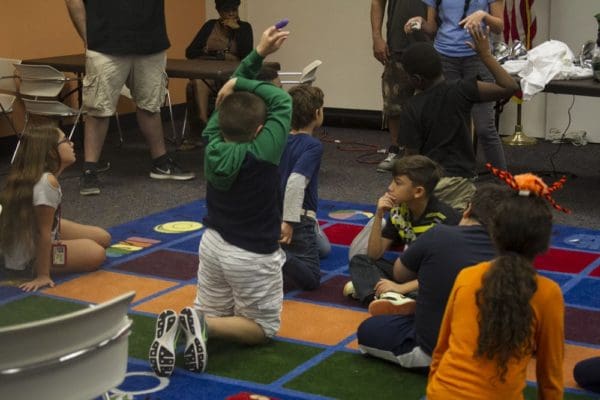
[275,19,289,29]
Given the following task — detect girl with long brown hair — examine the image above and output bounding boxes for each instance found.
[427,170,566,400]
[0,120,111,291]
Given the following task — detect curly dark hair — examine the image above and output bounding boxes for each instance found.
[475,192,553,382]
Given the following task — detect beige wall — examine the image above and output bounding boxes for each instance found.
[0,0,206,136]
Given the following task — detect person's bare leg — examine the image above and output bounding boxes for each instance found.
[206,315,268,345]
[60,218,111,248]
[136,108,167,159]
[193,79,211,124]
[84,116,110,162]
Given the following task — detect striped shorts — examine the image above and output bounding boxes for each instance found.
[193,228,285,338]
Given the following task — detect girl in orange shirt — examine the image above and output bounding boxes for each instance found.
[427,169,568,400]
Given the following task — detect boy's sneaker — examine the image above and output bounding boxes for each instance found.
[179,307,208,373]
[376,147,402,172]
[368,292,417,316]
[343,281,358,300]
[79,170,101,196]
[150,158,195,181]
[149,309,179,377]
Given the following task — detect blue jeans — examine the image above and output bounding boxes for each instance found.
[440,54,507,170]
[282,216,321,290]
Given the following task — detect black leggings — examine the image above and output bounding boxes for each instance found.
[574,357,600,393]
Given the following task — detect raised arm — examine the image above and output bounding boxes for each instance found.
[65,0,87,46]
[460,1,504,34]
[366,194,394,260]
[468,26,519,102]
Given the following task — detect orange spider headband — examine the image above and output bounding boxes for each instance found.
[486,163,570,213]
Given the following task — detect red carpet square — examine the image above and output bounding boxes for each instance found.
[323,223,364,246]
[296,275,366,309]
[115,250,198,280]
[590,265,600,277]
[534,248,599,274]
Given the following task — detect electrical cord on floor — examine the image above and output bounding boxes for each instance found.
[548,95,576,177]
[318,129,384,164]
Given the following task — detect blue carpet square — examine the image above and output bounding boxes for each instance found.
[319,245,349,272]
[563,278,600,309]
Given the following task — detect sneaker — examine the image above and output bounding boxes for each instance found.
[376,150,400,173]
[179,307,208,373]
[150,158,195,181]
[343,281,358,300]
[149,309,179,377]
[368,292,417,316]
[79,170,100,196]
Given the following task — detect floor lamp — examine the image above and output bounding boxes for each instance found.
[502,101,537,146]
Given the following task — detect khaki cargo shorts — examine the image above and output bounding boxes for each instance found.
[382,54,415,118]
[83,49,167,117]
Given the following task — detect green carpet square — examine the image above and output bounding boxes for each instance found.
[127,312,323,383]
[0,295,86,327]
[284,351,427,400]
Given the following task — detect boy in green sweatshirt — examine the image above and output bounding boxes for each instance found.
[149,25,292,377]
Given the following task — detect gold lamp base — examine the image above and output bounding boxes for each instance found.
[502,125,537,146]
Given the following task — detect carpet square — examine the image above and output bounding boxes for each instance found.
[319,245,350,272]
[296,275,365,309]
[323,223,364,246]
[538,271,573,288]
[551,225,600,253]
[0,284,26,303]
[168,236,202,253]
[42,271,177,304]
[534,248,599,274]
[564,279,600,309]
[284,351,427,400]
[527,343,600,389]
[0,295,86,327]
[566,307,600,345]
[278,300,368,346]
[115,250,198,280]
[590,265,600,278]
[133,285,196,315]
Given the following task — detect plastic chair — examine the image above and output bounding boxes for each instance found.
[114,83,178,147]
[279,60,322,85]
[11,63,84,162]
[0,291,135,400]
[0,58,21,136]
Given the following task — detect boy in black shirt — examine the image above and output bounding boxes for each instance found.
[398,26,519,210]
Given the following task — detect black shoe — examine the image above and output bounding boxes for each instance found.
[79,170,100,195]
[150,158,195,181]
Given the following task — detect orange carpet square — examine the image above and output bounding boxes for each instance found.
[278,300,369,346]
[527,343,600,389]
[134,284,197,315]
[43,271,177,304]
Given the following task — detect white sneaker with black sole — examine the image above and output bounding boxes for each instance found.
[179,307,208,373]
[150,158,195,181]
[149,309,179,377]
[376,151,400,172]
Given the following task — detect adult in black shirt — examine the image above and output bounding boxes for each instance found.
[65,0,194,196]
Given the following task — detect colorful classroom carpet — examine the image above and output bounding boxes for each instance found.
[1,199,600,400]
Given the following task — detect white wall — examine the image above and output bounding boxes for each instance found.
[208,0,600,142]
[546,0,600,142]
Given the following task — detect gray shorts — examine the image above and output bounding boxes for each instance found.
[83,49,167,116]
[194,228,285,338]
[382,54,415,118]
[434,176,477,212]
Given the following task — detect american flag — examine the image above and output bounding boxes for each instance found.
[503,0,537,49]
